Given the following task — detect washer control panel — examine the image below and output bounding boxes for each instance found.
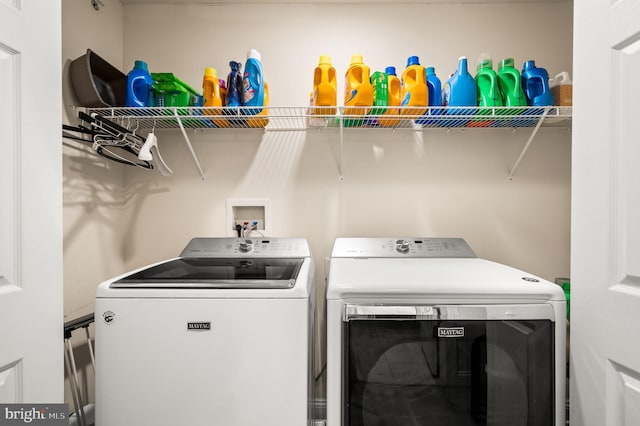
[180,238,311,258]
[331,238,477,258]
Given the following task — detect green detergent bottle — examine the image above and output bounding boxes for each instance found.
[497,58,526,117]
[370,71,389,118]
[472,58,502,127]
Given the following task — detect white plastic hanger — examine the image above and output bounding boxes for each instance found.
[138,121,173,176]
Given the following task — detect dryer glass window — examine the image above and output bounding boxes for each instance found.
[345,319,554,426]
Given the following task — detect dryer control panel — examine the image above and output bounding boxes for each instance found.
[180,237,311,258]
[331,238,477,258]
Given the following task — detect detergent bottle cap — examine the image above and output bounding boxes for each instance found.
[204,67,218,79]
[426,66,436,75]
[219,79,226,89]
[499,58,515,70]
[457,56,468,73]
[522,60,536,71]
[230,61,242,72]
[350,54,364,65]
[385,66,397,76]
[319,55,332,65]
[477,58,493,71]
[247,49,261,61]
[134,60,149,71]
[407,56,420,66]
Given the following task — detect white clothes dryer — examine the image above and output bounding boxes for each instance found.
[326,238,566,426]
[95,237,315,426]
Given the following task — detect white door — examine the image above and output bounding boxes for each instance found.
[572,0,640,425]
[0,1,62,403]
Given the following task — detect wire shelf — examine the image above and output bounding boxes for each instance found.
[85,105,572,131]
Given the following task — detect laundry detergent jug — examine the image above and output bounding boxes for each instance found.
[443,56,477,125]
[470,58,502,127]
[521,60,554,107]
[416,66,443,125]
[126,60,155,108]
[312,55,337,115]
[379,66,401,127]
[203,67,228,127]
[247,81,269,128]
[344,54,373,127]
[371,70,389,116]
[401,56,428,117]
[497,57,527,116]
[242,49,265,116]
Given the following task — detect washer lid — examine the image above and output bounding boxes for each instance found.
[110,257,304,289]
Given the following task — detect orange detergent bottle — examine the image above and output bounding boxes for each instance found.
[401,55,428,117]
[344,54,373,126]
[247,81,269,128]
[379,66,401,127]
[202,67,227,127]
[312,55,337,115]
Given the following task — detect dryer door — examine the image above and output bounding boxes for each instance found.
[343,304,556,426]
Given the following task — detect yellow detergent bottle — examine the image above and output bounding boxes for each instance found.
[203,67,227,127]
[247,81,269,128]
[401,56,428,117]
[379,66,401,127]
[344,54,373,127]
[313,55,337,115]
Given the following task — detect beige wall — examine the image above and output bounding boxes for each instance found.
[63,0,125,317]
[119,2,572,280]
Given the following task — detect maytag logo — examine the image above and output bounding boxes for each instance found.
[437,327,465,338]
[187,322,211,331]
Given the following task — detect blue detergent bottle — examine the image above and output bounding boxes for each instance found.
[426,67,443,110]
[416,67,443,125]
[443,56,477,125]
[242,49,265,115]
[521,60,554,107]
[125,60,155,107]
[444,57,477,110]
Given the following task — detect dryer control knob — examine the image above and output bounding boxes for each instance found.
[239,239,253,252]
[395,239,410,253]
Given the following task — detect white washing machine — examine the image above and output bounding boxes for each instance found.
[95,237,315,426]
[326,238,566,426]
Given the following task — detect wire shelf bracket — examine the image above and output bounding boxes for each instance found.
[508,106,550,181]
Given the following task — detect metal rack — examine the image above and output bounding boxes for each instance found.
[85,106,572,180]
[64,312,95,426]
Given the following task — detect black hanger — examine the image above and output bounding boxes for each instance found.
[78,111,146,144]
[62,112,153,170]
